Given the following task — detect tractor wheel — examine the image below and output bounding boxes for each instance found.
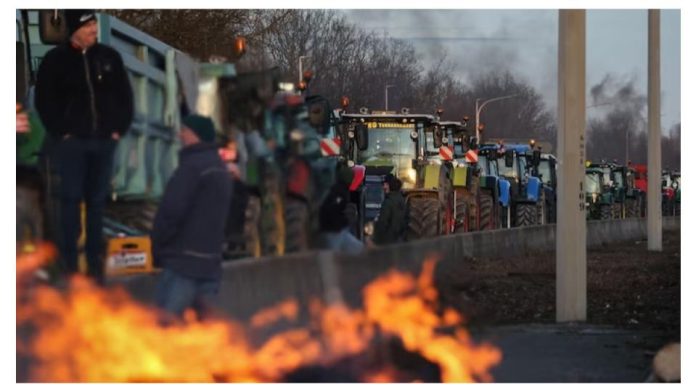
[514,203,536,227]
[625,199,640,218]
[675,202,680,216]
[406,197,440,240]
[478,190,496,231]
[612,203,623,219]
[600,204,612,220]
[243,196,262,258]
[284,197,310,254]
[536,192,547,225]
[454,195,468,233]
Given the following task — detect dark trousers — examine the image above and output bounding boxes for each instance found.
[57,137,116,282]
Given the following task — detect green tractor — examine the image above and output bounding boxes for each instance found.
[611,164,643,218]
[435,119,488,232]
[338,108,453,241]
[585,161,623,220]
[216,69,340,257]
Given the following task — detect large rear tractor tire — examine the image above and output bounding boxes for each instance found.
[406,197,440,240]
[478,190,496,231]
[514,203,537,227]
[600,204,612,220]
[612,202,623,219]
[284,197,310,254]
[625,198,640,218]
[454,196,469,233]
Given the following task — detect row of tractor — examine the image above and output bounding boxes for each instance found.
[17,10,680,267]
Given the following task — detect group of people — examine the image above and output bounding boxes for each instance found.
[33,10,408,320]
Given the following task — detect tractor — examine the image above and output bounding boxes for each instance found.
[338,108,456,241]
[216,69,340,257]
[434,119,486,232]
[476,143,511,228]
[495,143,544,226]
[584,166,606,220]
[586,161,623,219]
[536,153,558,223]
[661,170,680,217]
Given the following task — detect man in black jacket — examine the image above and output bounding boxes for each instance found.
[373,174,407,245]
[152,115,232,318]
[35,10,133,283]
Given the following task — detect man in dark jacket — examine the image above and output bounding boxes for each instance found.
[373,173,406,245]
[152,115,232,318]
[35,10,133,282]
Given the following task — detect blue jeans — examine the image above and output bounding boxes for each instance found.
[57,137,117,282]
[155,268,220,318]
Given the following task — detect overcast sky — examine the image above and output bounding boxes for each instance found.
[341,9,681,132]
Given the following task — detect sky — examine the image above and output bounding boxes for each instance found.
[341,9,681,133]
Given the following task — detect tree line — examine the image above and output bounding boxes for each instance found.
[106,9,678,168]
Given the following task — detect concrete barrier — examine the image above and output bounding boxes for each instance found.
[115,217,679,320]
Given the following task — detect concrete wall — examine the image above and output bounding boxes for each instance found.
[116,217,679,320]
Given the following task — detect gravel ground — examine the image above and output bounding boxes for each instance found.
[438,229,681,342]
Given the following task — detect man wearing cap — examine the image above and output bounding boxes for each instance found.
[373,173,407,245]
[152,115,232,318]
[35,10,133,283]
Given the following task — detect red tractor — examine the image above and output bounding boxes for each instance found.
[629,163,648,217]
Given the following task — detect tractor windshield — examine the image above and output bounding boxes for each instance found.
[585,172,602,194]
[601,167,612,186]
[612,170,624,188]
[358,128,414,162]
[497,157,517,178]
[538,159,553,185]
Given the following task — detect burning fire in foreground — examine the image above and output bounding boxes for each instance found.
[17,245,502,382]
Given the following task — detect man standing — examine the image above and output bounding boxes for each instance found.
[152,115,232,318]
[35,10,133,283]
[373,173,406,245]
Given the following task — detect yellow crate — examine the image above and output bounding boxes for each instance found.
[105,236,155,276]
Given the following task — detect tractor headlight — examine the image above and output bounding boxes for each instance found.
[406,168,417,184]
[364,221,375,236]
[592,193,598,203]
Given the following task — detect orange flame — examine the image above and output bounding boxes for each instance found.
[17,252,501,382]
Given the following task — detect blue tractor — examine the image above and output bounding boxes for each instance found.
[476,143,511,228]
[498,143,545,226]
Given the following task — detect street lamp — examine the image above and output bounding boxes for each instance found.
[385,84,395,111]
[475,94,519,142]
[298,56,311,84]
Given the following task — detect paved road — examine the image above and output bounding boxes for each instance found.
[474,323,670,382]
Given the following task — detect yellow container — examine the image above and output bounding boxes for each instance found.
[105,236,155,276]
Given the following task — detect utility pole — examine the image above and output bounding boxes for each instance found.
[556,9,587,322]
[647,9,662,251]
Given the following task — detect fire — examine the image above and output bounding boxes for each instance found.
[17,248,501,382]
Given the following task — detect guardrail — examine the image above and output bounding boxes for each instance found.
[115,217,680,321]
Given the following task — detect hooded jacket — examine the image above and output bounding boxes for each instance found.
[35,42,133,139]
[151,143,232,280]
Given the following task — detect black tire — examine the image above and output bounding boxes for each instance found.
[406,197,440,240]
[478,190,495,231]
[612,203,623,219]
[454,195,468,233]
[675,202,680,216]
[244,196,261,258]
[514,203,536,227]
[600,204,612,220]
[284,197,310,254]
[625,199,640,218]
